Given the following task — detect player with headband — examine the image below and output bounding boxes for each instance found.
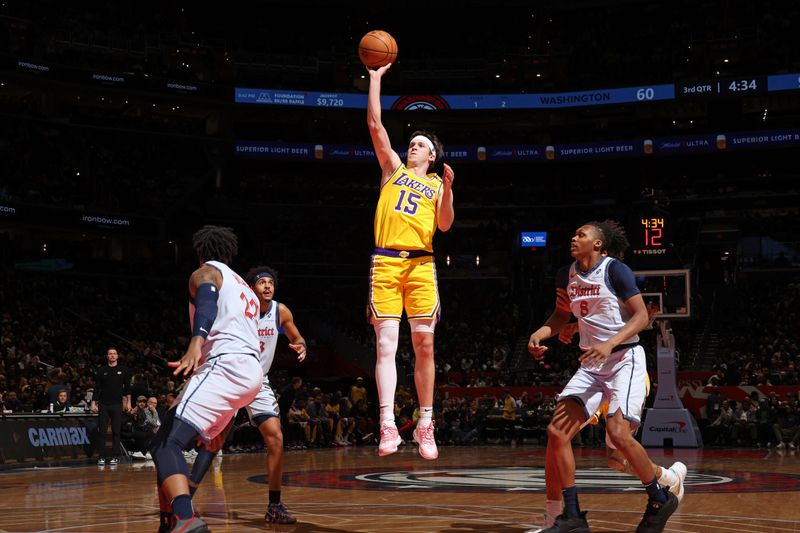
[366,61,455,460]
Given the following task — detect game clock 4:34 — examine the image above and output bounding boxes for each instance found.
[633,217,669,256]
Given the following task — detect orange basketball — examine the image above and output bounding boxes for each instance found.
[358,30,398,68]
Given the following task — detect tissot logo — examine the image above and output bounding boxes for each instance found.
[249,466,800,493]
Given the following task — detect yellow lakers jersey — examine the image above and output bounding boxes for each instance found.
[374,164,443,251]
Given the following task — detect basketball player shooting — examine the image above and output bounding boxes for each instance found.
[366,62,454,460]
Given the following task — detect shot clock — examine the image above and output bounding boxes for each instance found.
[640,217,666,249]
[630,215,671,260]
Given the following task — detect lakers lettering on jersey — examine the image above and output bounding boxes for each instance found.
[374,164,443,252]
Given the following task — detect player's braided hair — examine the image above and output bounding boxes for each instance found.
[245,265,278,287]
[587,219,630,260]
[192,225,238,264]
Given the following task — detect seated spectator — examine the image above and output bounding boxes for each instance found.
[732,398,758,446]
[706,400,736,446]
[288,397,316,448]
[3,390,21,412]
[52,389,71,413]
[130,396,161,457]
[46,370,70,406]
[773,400,800,449]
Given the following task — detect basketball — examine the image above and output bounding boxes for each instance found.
[358,30,398,68]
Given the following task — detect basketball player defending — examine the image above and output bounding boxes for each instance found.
[528,221,682,533]
[530,316,686,532]
[187,265,306,525]
[367,62,455,460]
[151,225,262,533]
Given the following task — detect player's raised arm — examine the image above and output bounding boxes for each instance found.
[366,63,401,184]
[437,163,455,232]
[279,303,307,363]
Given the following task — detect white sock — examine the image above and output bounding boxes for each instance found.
[374,320,399,427]
[658,465,679,487]
[380,404,395,427]
[418,407,433,428]
[545,500,562,527]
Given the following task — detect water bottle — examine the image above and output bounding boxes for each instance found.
[49,403,54,413]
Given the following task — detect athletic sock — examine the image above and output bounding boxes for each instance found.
[269,490,281,505]
[379,404,395,427]
[418,407,433,428]
[562,486,581,518]
[546,499,562,523]
[172,494,194,519]
[644,477,668,503]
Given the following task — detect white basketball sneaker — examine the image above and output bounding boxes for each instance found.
[668,461,687,502]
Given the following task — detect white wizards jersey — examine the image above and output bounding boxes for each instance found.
[257,300,280,376]
[191,260,260,360]
[567,256,639,350]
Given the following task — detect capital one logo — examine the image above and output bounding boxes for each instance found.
[648,421,688,433]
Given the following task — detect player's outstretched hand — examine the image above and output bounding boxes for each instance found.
[169,341,203,377]
[442,163,455,189]
[579,340,614,368]
[289,342,307,363]
[528,335,548,360]
[367,63,392,78]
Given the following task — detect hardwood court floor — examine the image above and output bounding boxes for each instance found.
[2,445,800,532]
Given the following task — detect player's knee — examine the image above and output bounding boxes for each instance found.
[607,426,634,450]
[266,430,283,450]
[411,330,435,358]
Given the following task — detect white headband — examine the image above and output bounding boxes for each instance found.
[410,135,436,158]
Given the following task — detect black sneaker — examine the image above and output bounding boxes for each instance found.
[265,502,297,524]
[540,511,591,533]
[635,490,679,533]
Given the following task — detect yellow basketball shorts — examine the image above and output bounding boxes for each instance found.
[367,253,441,322]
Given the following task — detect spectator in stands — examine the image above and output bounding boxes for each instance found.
[501,390,517,443]
[350,377,367,406]
[130,395,160,458]
[278,377,303,431]
[46,369,70,406]
[705,387,725,420]
[3,390,21,412]
[305,389,331,446]
[52,389,71,413]
[732,398,759,446]
[773,399,800,449]
[288,397,317,447]
[707,369,726,387]
[706,400,735,446]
